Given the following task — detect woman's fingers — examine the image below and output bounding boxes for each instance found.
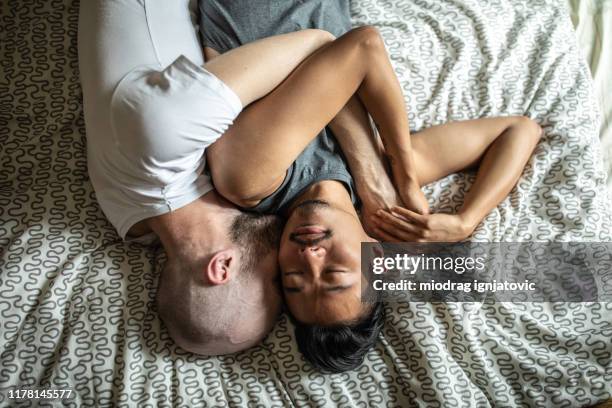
[372,217,405,241]
[390,206,429,226]
[373,226,400,242]
[373,215,420,242]
[375,210,424,235]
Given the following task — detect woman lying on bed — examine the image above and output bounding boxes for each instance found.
[200,1,542,372]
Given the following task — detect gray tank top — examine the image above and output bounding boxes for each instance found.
[247,128,358,214]
[199,0,356,213]
[199,0,352,53]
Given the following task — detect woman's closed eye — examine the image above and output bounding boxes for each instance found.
[284,283,354,294]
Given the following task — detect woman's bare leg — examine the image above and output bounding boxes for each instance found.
[206,26,424,209]
[451,117,541,230]
[372,116,542,242]
[209,43,403,223]
[409,117,540,184]
[203,29,335,106]
[207,45,398,212]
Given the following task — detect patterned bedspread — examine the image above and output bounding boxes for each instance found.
[0,0,611,406]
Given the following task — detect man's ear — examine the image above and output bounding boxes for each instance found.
[372,243,384,258]
[365,243,386,273]
[206,249,237,285]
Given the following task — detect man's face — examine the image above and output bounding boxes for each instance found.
[278,200,374,325]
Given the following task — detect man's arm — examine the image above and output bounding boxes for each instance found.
[328,96,403,237]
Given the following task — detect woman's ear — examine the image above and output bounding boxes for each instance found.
[206,249,237,285]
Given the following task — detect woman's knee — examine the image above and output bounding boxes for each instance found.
[207,149,278,208]
[348,25,386,53]
[208,167,260,208]
[512,116,543,146]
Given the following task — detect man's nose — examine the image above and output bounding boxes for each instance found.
[299,245,325,257]
[298,245,326,271]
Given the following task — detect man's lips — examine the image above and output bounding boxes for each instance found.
[293,226,327,235]
[292,226,328,241]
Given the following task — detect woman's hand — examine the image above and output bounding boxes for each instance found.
[358,171,430,240]
[371,206,476,242]
[397,177,430,215]
[359,178,403,239]
[387,151,429,215]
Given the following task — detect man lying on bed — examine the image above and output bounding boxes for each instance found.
[199,0,542,372]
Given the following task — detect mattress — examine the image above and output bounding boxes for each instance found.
[0,0,611,407]
[568,0,612,198]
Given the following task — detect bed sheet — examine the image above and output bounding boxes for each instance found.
[1,0,611,407]
[568,0,612,199]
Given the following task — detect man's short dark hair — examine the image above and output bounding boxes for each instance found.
[289,300,386,373]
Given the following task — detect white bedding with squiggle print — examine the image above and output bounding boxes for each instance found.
[0,0,610,406]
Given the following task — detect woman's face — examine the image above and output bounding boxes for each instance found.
[277,201,376,325]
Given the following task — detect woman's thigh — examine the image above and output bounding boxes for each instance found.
[203,29,334,107]
[411,117,521,185]
[206,28,376,204]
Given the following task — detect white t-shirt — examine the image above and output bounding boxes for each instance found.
[100,55,241,240]
[79,0,242,242]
